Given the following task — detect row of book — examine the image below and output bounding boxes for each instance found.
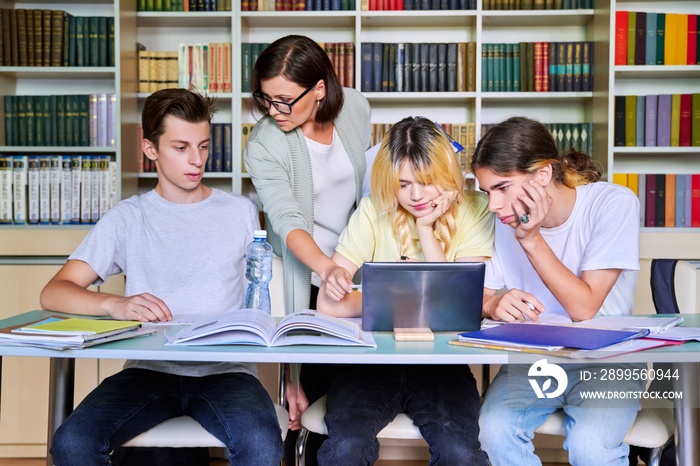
[137,0,232,11]
[360,42,476,93]
[3,94,117,148]
[139,123,234,173]
[138,43,233,93]
[482,0,592,9]
[0,155,117,225]
[483,42,592,93]
[363,0,475,9]
[615,11,700,66]
[483,122,592,157]
[612,173,700,228]
[242,0,356,10]
[614,94,700,148]
[0,9,115,67]
[243,42,355,93]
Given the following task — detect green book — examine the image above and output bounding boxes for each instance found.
[87,16,99,67]
[78,95,90,146]
[670,94,681,147]
[4,96,15,146]
[25,96,35,147]
[10,316,142,342]
[692,93,700,147]
[34,96,44,146]
[98,16,107,67]
[241,43,251,93]
[625,95,636,146]
[56,95,66,146]
[627,10,636,66]
[17,95,27,146]
[107,17,115,67]
[656,13,665,65]
[75,16,85,67]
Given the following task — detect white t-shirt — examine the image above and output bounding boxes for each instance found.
[70,188,260,377]
[306,128,356,286]
[485,182,640,319]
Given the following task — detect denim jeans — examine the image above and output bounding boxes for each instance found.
[50,368,283,466]
[479,363,646,466]
[317,364,488,466]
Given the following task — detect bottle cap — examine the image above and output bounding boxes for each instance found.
[253,229,267,239]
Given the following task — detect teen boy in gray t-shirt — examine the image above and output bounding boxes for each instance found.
[41,89,283,466]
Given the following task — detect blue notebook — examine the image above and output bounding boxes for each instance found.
[458,323,650,351]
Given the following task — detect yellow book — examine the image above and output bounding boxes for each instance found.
[627,173,639,196]
[677,14,688,67]
[665,174,675,227]
[664,14,678,65]
[13,316,141,339]
[612,173,628,187]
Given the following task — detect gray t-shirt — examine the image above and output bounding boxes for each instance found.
[70,188,259,377]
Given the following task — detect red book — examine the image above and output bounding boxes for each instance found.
[542,41,550,92]
[679,94,692,146]
[615,11,628,65]
[688,14,697,65]
[645,174,656,228]
[534,42,544,92]
[692,175,700,227]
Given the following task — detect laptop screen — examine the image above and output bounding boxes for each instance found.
[361,262,485,332]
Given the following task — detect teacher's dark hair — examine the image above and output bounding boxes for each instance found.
[251,35,344,124]
[470,116,601,188]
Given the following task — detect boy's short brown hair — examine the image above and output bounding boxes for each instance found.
[142,89,216,148]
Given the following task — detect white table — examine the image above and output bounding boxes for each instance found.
[1,310,699,466]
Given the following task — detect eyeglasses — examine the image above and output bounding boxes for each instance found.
[252,85,314,115]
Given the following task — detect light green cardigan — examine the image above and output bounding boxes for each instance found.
[244,87,371,314]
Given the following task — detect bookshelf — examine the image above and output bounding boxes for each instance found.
[608,0,700,245]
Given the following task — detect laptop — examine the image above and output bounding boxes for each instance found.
[361,262,485,332]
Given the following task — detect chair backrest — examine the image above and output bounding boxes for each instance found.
[674,260,700,314]
[635,259,700,315]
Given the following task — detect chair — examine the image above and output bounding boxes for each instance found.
[534,259,700,466]
[295,364,491,465]
[296,395,426,465]
[121,256,289,458]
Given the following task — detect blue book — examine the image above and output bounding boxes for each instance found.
[458,323,649,351]
[676,174,686,227]
[646,12,657,65]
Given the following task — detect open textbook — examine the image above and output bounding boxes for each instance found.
[167,309,377,347]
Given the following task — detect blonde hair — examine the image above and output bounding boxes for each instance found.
[370,117,464,255]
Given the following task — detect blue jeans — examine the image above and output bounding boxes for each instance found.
[317,364,488,466]
[50,368,283,466]
[479,363,646,466]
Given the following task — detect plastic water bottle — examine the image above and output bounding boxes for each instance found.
[244,230,273,314]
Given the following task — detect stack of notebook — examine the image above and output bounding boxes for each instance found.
[451,316,688,359]
[0,316,154,350]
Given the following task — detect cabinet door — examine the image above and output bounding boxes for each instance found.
[0,264,98,457]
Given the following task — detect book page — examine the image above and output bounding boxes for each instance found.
[168,309,276,346]
[271,310,376,347]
